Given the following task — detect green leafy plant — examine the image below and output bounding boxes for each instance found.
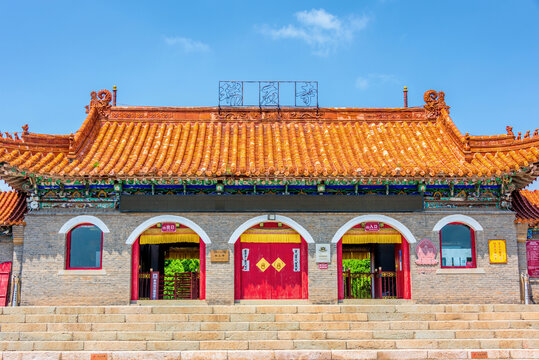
[342,259,372,299]
[163,259,200,299]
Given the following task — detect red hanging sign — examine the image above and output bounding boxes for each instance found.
[161,223,176,232]
[527,241,539,277]
[364,222,380,232]
[318,263,328,269]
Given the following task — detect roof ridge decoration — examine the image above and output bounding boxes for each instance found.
[423,90,450,120]
[85,89,112,119]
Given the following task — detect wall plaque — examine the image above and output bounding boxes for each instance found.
[415,238,438,265]
[211,249,230,263]
[316,244,331,263]
[364,222,380,231]
[91,355,108,360]
[489,239,507,264]
[527,241,539,277]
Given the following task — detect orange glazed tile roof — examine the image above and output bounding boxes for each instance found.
[513,190,539,225]
[0,89,538,188]
[0,191,26,226]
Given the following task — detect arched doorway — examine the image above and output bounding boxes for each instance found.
[333,215,414,300]
[233,221,309,300]
[126,216,211,301]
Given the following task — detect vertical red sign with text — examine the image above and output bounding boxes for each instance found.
[527,241,539,277]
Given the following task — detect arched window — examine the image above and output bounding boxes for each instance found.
[66,224,103,269]
[440,223,476,268]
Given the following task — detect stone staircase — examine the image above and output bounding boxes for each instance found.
[0,304,538,359]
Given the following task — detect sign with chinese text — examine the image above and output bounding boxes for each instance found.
[488,240,507,264]
[318,263,328,269]
[527,241,539,277]
[91,355,108,360]
[364,222,380,232]
[293,248,300,272]
[316,244,331,263]
[161,223,176,232]
[210,249,229,263]
[150,271,159,300]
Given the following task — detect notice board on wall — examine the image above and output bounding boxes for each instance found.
[488,240,507,264]
[527,241,539,277]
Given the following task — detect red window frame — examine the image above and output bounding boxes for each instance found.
[439,222,476,269]
[66,223,104,270]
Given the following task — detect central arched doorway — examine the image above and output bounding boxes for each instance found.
[333,215,414,300]
[127,216,210,301]
[233,221,309,300]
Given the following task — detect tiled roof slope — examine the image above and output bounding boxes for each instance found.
[0,191,26,226]
[0,89,538,188]
[513,190,539,225]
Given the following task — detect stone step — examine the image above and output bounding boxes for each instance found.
[1,312,538,323]
[2,328,539,342]
[0,338,538,351]
[1,320,538,332]
[1,304,538,315]
[1,349,538,360]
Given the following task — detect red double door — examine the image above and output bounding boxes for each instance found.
[235,240,308,299]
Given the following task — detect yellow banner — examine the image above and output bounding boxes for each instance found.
[241,228,301,243]
[342,234,402,244]
[140,234,200,244]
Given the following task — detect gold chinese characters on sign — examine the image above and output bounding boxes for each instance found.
[210,249,229,263]
[489,240,507,264]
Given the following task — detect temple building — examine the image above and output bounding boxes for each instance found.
[0,86,538,306]
[513,189,539,299]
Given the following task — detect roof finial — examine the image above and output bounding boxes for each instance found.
[113,85,117,107]
[85,89,112,118]
[403,86,408,108]
[423,90,449,119]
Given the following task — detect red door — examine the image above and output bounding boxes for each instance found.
[0,262,12,306]
[235,240,308,299]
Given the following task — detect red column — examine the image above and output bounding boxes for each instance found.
[301,238,309,299]
[199,240,206,300]
[402,237,411,299]
[337,239,343,300]
[234,240,241,300]
[130,239,139,301]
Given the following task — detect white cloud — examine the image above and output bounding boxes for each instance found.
[355,73,399,90]
[164,36,210,53]
[259,9,370,56]
[0,180,12,192]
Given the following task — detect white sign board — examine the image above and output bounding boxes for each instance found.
[316,244,331,263]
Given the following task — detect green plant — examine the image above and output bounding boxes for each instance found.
[342,259,372,299]
[163,259,200,299]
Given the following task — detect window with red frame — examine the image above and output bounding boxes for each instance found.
[66,224,103,269]
[440,223,476,268]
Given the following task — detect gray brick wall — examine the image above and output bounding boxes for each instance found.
[0,235,13,264]
[19,208,521,305]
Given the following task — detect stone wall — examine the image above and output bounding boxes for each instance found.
[0,235,13,264]
[20,208,521,305]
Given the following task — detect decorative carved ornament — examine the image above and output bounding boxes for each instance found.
[415,238,438,265]
[423,90,450,119]
[85,89,112,118]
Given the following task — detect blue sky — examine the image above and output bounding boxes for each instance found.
[0,0,538,190]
